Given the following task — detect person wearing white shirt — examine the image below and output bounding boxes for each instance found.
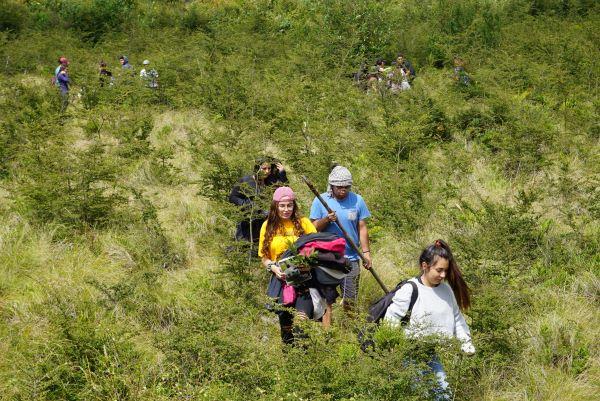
[140,59,159,89]
[385,239,474,401]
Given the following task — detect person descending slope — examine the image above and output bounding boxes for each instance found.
[385,240,475,401]
[452,56,471,86]
[390,65,411,93]
[140,59,159,89]
[395,53,416,81]
[367,59,392,91]
[56,65,70,111]
[53,56,69,86]
[310,166,372,311]
[99,61,113,87]
[259,187,317,345]
[119,55,133,71]
[229,158,288,243]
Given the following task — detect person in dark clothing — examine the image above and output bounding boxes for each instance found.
[366,59,394,92]
[395,53,416,80]
[452,57,471,86]
[57,65,70,111]
[99,61,113,87]
[353,63,369,88]
[118,55,135,80]
[229,158,288,243]
[119,55,133,70]
[367,59,387,86]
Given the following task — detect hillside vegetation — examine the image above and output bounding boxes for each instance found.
[0,0,599,400]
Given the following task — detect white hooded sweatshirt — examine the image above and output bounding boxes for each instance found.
[384,277,475,354]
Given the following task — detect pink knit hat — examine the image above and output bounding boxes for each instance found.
[273,186,296,202]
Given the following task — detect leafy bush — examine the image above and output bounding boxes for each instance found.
[38,0,137,42]
[0,1,598,400]
[14,142,126,230]
[529,0,598,16]
[180,3,213,32]
[0,0,28,34]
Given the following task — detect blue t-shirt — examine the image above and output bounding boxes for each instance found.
[54,66,61,86]
[309,192,371,261]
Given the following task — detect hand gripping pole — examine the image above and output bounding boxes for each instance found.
[301,175,389,294]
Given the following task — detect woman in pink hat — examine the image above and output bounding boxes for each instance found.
[259,186,316,344]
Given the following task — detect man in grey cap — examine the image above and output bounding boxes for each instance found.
[310,165,372,311]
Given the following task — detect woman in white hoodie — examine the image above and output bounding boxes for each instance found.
[384,239,474,400]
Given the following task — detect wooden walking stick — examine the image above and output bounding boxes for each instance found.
[301,175,389,294]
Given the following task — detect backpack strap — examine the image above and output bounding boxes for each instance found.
[400,280,418,325]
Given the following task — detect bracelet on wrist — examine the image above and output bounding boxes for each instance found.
[362,250,370,253]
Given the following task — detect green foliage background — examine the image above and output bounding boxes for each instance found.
[0,0,599,400]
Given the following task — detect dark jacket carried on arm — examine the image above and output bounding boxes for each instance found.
[267,232,349,310]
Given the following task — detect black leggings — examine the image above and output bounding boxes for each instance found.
[277,291,313,344]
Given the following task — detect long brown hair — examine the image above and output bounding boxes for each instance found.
[419,239,471,310]
[261,200,305,259]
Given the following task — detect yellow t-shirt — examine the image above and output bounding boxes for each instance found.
[258,217,316,261]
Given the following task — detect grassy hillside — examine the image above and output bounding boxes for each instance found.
[1,0,599,400]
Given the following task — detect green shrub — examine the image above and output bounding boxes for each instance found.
[14,143,126,230]
[0,0,28,34]
[180,3,213,32]
[475,2,502,47]
[538,321,591,375]
[54,0,137,42]
[36,295,147,399]
[125,189,185,270]
[529,0,598,16]
[0,83,61,177]
[453,194,543,281]
[0,1,598,400]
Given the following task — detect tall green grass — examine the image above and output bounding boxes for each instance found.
[1,0,598,400]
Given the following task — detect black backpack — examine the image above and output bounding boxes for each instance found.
[359,279,418,352]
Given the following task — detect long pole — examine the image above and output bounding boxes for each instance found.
[301,175,389,293]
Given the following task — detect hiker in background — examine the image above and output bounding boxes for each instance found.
[57,65,70,111]
[99,61,113,87]
[229,158,288,243]
[390,65,411,93]
[118,55,136,81]
[390,53,414,92]
[452,56,471,86]
[385,239,474,401]
[259,187,317,345]
[53,56,69,86]
[310,165,371,311]
[119,55,133,71]
[375,59,391,75]
[352,63,370,91]
[140,59,159,89]
[353,63,368,84]
[367,59,391,90]
[395,53,416,81]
